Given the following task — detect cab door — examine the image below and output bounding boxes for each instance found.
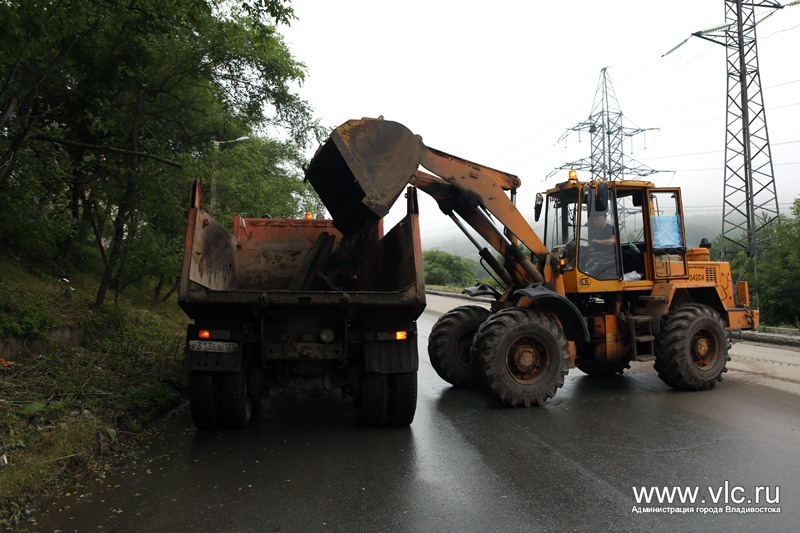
[647,189,688,280]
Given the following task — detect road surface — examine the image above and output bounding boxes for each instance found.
[33,295,800,532]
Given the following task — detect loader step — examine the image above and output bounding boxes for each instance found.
[625,313,656,363]
[638,295,668,301]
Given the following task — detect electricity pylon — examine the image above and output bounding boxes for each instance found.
[667,1,800,264]
[693,1,785,264]
[664,0,800,306]
[553,67,661,182]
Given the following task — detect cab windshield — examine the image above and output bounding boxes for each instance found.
[544,185,621,280]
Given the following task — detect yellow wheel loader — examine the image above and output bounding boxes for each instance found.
[305,117,758,407]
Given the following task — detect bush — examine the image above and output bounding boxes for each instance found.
[423,249,478,287]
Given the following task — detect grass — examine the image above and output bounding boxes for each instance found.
[0,246,187,528]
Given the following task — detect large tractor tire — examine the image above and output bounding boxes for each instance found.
[359,372,390,426]
[473,308,570,407]
[189,371,220,430]
[577,360,630,377]
[655,304,729,390]
[218,369,253,429]
[387,372,417,426]
[428,305,490,387]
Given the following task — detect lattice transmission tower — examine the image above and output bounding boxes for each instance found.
[553,67,661,182]
[669,1,798,261]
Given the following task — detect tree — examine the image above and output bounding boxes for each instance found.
[423,250,477,287]
[196,137,324,224]
[754,199,800,326]
[0,0,322,307]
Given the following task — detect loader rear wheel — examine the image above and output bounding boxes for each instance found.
[428,305,490,387]
[189,371,220,430]
[359,372,389,426]
[655,304,729,391]
[388,372,417,426]
[218,369,253,429]
[473,308,569,407]
[577,360,630,377]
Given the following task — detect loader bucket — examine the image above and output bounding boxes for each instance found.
[305,118,423,235]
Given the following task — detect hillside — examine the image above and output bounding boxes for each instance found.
[0,244,187,527]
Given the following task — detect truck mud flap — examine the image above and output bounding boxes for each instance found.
[364,340,419,373]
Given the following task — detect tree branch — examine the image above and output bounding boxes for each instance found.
[29,132,184,168]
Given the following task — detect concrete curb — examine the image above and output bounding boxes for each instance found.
[756,326,800,337]
[427,289,491,303]
[735,330,800,348]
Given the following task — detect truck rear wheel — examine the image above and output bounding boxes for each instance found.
[428,305,490,387]
[359,372,389,426]
[218,369,253,429]
[388,372,417,426]
[473,308,569,407]
[189,371,220,430]
[655,304,729,390]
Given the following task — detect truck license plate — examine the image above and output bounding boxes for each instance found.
[188,340,238,353]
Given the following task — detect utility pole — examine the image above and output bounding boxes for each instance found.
[690,1,783,267]
[553,67,662,182]
[664,0,800,306]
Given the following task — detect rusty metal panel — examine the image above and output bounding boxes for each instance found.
[186,209,236,292]
[234,217,343,291]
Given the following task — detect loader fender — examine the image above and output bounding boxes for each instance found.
[514,285,590,343]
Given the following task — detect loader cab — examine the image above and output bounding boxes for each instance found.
[543,178,688,292]
[543,180,620,283]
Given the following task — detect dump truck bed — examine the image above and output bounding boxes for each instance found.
[178,190,425,323]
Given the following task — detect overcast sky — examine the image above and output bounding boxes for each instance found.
[283,1,800,250]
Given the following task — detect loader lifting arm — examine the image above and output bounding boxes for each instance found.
[305,117,548,289]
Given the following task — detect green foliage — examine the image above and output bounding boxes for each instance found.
[0,255,186,515]
[0,0,320,307]
[0,262,63,338]
[191,137,323,225]
[754,199,800,326]
[423,249,478,287]
[702,205,800,326]
[0,3,321,515]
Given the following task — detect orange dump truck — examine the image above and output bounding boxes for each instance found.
[179,127,426,428]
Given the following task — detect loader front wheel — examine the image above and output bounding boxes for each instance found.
[428,305,490,387]
[655,304,729,390]
[473,308,569,407]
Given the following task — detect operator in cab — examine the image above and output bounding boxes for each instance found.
[580,209,619,280]
[590,210,616,246]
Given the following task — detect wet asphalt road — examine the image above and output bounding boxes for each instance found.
[35,295,800,532]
